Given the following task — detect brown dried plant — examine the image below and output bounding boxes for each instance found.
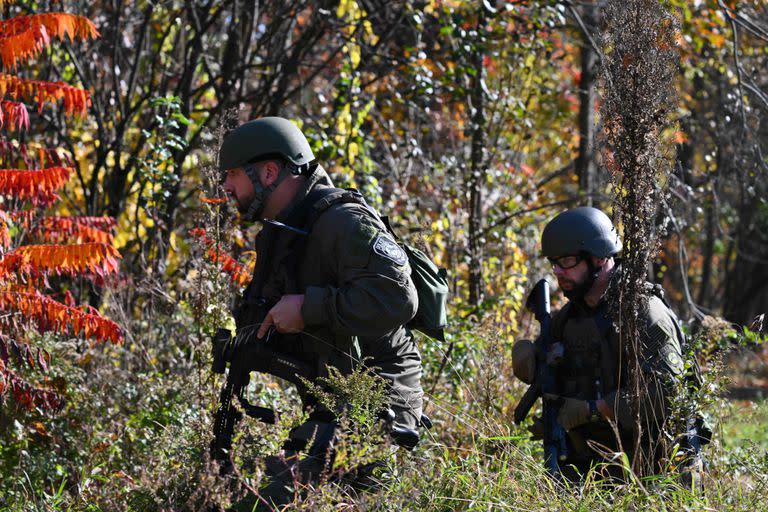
[601,0,679,475]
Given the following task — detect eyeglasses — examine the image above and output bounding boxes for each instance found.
[548,254,583,270]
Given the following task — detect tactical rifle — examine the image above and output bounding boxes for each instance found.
[210,326,315,473]
[513,279,568,476]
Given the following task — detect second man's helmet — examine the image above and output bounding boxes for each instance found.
[541,207,622,258]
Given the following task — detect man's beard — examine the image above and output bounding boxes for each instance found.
[562,261,601,302]
[562,277,595,301]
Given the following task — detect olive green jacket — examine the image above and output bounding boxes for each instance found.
[236,166,422,427]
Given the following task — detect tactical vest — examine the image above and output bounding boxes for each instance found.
[234,189,362,381]
[550,285,710,460]
[550,301,622,403]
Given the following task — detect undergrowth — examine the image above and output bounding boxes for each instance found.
[1,279,766,511]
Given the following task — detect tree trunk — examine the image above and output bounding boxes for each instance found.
[467,7,487,307]
[696,197,715,309]
[575,2,599,204]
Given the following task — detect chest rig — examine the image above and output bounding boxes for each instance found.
[551,302,622,401]
[234,187,371,371]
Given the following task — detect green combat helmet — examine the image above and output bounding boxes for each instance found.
[541,207,622,300]
[218,117,316,220]
[541,207,622,259]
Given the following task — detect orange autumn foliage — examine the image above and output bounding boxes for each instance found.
[31,216,115,244]
[1,242,121,278]
[0,13,99,69]
[0,167,71,203]
[0,289,122,344]
[0,7,119,413]
[190,227,252,287]
[0,73,91,116]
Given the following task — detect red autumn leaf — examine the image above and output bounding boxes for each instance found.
[200,196,227,204]
[0,209,10,248]
[37,347,48,371]
[0,13,100,69]
[0,166,72,203]
[0,100,29,131]
[0,74,91,117]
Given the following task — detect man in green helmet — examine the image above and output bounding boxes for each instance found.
[512,207,694,480]
[216,117,425,506]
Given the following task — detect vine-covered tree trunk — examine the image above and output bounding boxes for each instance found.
[575,1,599,204]
[467,6,487,307]
[601,0,678,475]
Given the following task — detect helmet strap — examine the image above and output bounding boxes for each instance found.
[292,159,319,176]
[242,162,290,221]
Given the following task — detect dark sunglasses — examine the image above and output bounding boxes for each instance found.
[548,254,584,270]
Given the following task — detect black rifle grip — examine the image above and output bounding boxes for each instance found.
[514,381,541,425]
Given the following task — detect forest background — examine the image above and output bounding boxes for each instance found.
[1,0,767,510]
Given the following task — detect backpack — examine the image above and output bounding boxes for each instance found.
[281,186,449,341]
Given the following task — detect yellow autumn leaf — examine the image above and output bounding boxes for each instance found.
[349,43,361,68]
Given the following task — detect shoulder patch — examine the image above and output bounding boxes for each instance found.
[665,349,684,373]
[373,234,408,266]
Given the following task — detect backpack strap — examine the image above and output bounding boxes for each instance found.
[277,187,370,284]
[303,187,369,231]
[271,187,370,240]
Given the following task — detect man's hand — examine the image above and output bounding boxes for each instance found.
[557,397,591,430]
[257,294,305,338]
[544,394,591,430]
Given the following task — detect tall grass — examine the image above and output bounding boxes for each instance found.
[1,269,766,511]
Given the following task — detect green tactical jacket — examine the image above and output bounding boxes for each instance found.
[550,278,685,462]
[236,166,422,428]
